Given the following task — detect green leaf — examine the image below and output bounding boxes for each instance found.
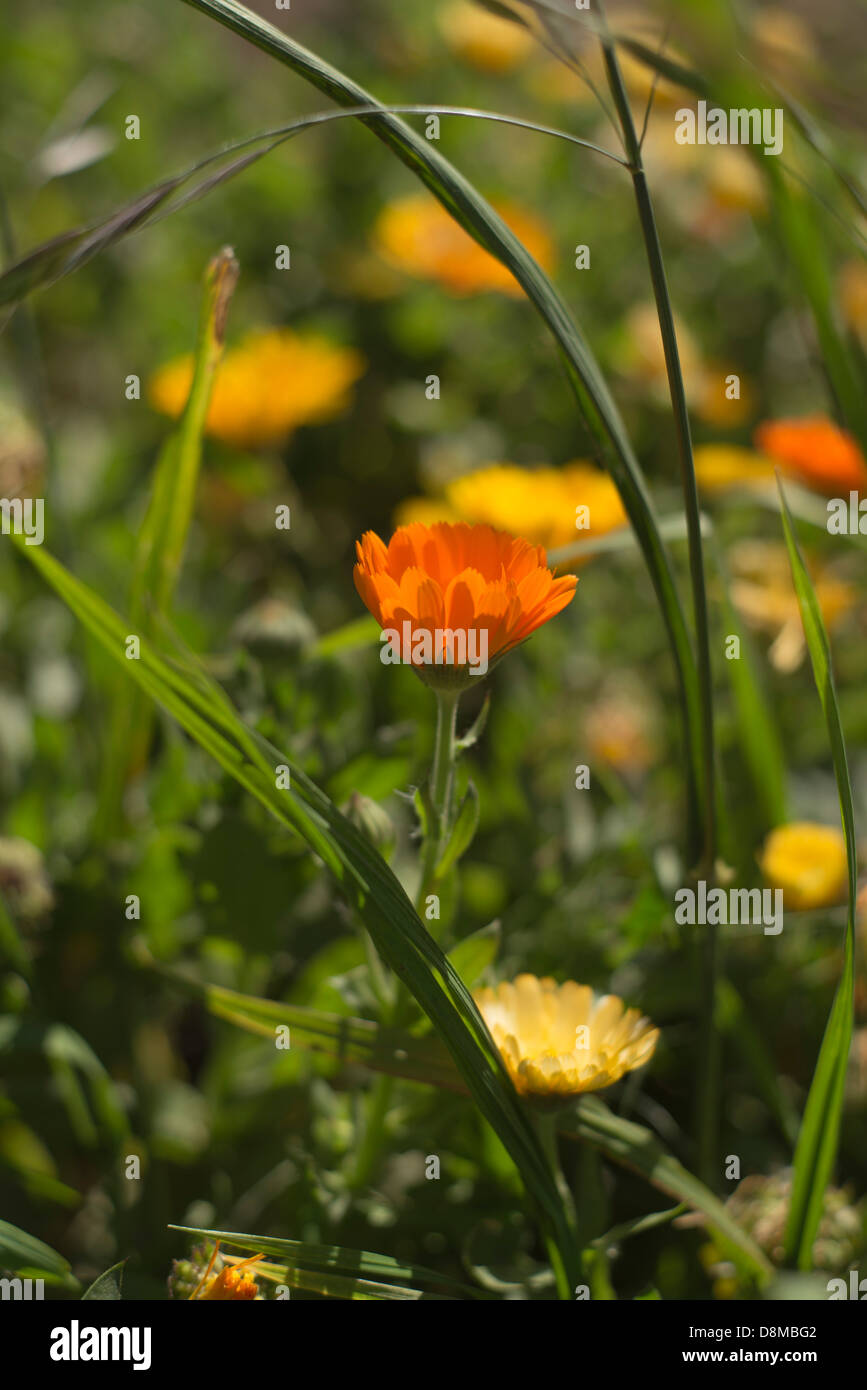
[778,481,858,1270]
[96,247,238,838]
[0,889,29,976]
[446,920,500,989]
[436,781,480,877]
[455,694,490,752]
[82,1260,127,1301]
[0,1219,75,1283]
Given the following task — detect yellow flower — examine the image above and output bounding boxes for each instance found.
[149,328,364,449]
[474,974,659,1099]
[437,0,532,73]
[693,370,755,428]
[728,540,855,674]
[704,148,767,216]
[373,193,554,296]
[758,823,849,911]
[394,496,460,529]
[694,444,776,495]
[396,462,626,556]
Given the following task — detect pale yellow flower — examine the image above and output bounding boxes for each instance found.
[437,0,532,73]
[585,681,657,776]
[758,823,849,911]
[704,148,767,216]
[149,328,364,449]
[373,193,554,296]
[728,540,855,673]
[474,974,659,1098]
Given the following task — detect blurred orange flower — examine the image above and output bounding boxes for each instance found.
[754,416,867,495]
[354,521,577,687]
[149,328,364,449]
[373,193,553,296]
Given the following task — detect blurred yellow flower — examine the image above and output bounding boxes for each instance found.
[149,329,364,449]
[703,147,767,216]
[395,461,626,556]
[373,193,554,296]
[394,496,460,529]
[474,974,659,1099]
[622,304,752,424]
[694,444,776,495]
[758,823,849,912]
[728,540,854,674]
[750,8,816,79]
[437,0,532,73]
[693,369,755,427]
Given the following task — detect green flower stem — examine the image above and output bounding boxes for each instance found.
[532,1110,580,1300]
[596,5,719,1185]
[351,690,461,1193]
[416,689,460,911]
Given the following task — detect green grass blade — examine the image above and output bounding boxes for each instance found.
[0,1219,78,1286]
[177,0,705,863]
[95,248,237,837]
[11,537,580,1288]
[169,1225,487,1298]
[777,481,858,1269]
[716,549,788,829]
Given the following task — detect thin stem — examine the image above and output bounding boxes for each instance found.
[533,1111,580,1300]
[416,689,460,910]
[596,2,719,1184]
[351,690,460,1192]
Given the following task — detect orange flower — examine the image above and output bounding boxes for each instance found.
[354,522,577,688]
[754,416,867,495]
[188,1242,263,1300]
[373,194,553,296]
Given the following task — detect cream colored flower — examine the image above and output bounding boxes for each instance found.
[728,540,855,674]
[474,974,658,1098]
